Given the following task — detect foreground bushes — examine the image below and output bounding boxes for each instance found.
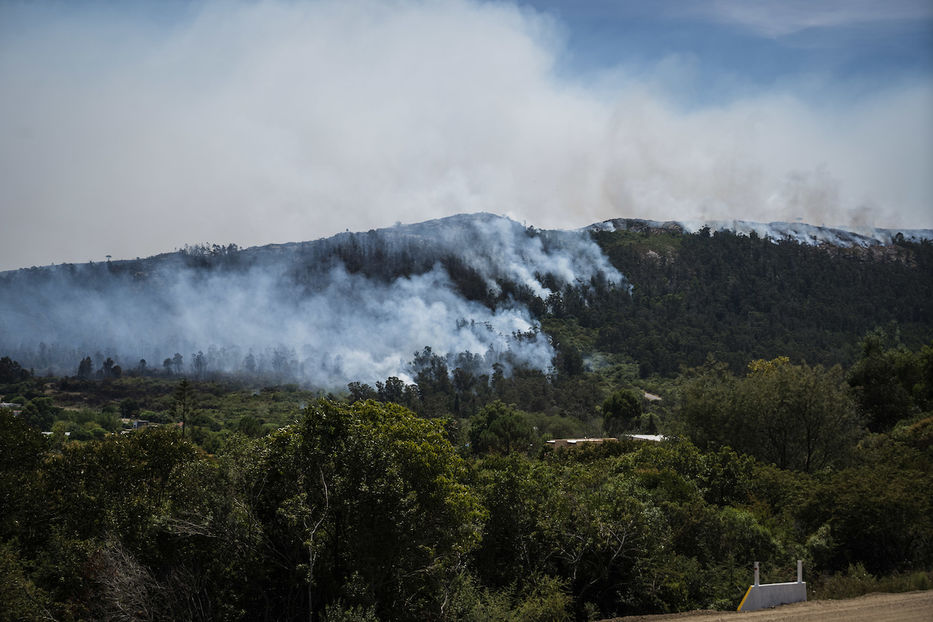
[1,401,931,620]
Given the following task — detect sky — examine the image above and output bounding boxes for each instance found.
[1,0,931,271]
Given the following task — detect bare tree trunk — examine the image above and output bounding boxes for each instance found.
[305,466,329,622]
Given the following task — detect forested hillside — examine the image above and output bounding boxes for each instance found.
[582,223,933,375]
[1,215,932,620]
[2,214,931,385]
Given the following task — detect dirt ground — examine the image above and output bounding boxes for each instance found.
[606,590,933,622]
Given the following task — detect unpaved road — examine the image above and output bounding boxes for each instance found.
[608,590,933,622]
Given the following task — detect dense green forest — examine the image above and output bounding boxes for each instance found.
[2,332,932,620]
[2,225,933,620]
[580,225,933,376]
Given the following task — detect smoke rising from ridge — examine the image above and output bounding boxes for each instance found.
[0,214,624,386]
[1,0,931,271]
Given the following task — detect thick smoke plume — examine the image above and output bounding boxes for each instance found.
[0,214,624,387]
[1,0,930,271]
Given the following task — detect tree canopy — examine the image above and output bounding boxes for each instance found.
[680,357,862,472]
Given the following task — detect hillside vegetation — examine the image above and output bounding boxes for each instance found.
[1,223,932,620]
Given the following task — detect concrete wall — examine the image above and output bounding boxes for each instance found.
[737,560,807,612]
[737,581,807,612]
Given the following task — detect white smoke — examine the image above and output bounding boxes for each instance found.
[0,214,624,386]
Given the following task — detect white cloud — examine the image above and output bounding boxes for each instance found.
[1,0,931,271]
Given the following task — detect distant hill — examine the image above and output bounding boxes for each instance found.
[577,220,933,375]
[1,213,931,384]
[588,217,933,247]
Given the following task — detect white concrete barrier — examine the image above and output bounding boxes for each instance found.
[737,560,807,612]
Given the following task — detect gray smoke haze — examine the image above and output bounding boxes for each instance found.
[1,0,931,271]
[0,214,624,386]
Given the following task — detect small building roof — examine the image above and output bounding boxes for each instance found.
[625,434,667,442]
[547,437,617,447]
